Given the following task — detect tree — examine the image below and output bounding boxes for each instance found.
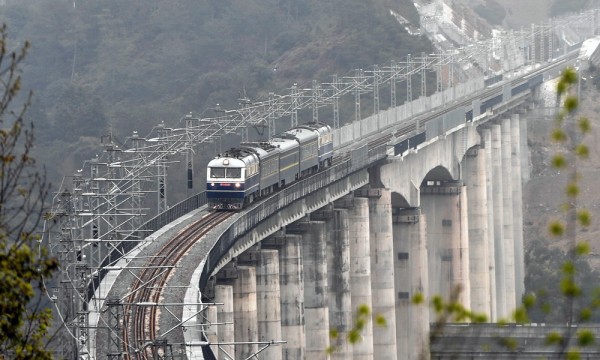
[532,66,598,356]
[0,24,58,359]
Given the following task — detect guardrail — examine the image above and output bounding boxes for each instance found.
[87,192,207,302]
[199,142,387,290]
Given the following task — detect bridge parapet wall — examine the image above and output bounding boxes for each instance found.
[333,76,484,149]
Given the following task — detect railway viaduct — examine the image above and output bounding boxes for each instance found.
[86,47,596,359]
[193,97,531,360]
[48,10,600,360]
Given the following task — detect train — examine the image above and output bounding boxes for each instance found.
[206,122,333,210]
[205,49,573,211]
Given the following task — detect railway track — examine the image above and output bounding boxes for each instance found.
[121,210,233,359]
[108,49,579,360]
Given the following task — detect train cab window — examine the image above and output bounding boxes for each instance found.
[211,168,225,178]
[227,168,242,178]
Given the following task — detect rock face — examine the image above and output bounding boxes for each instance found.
[523,75,600,267]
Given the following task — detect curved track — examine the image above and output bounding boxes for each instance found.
[121,211,233,359]
[111,49,578,360]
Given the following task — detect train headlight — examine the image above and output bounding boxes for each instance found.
[235,183,241,188]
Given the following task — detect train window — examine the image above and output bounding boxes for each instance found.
[211,168,225,178]
[227,168,241,178]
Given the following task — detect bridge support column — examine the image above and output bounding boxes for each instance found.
[289,220,330,359]
[214,285,234,360]
[256,249,282,360]
[392,207,429,360]
[205,301,218,356]
[263,233,305,360]
[325,207,352,359]
[501,118,516,313]
[491,124,507,318]
[232,266,258,360]
[482,128,497,321]
[347,195,374,359]
[367,188,398,360]
[421,182,470,310]
[511,113,525,304]
[519,110,531,183]
[464,145,492,318]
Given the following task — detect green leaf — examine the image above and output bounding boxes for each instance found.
[546,331,563,345]
[412,292,425,305]
[432,295,444,313]
[561,278,582,297]
[567,349,581,360]
[548,220,565,237]
[557,80,568,96]
[348,329,361,344]
[562,261,575,275]
[374,314,387,327]
[471,313,488,323]
[542,302,552,314]
[575,241,590,255]
[579,116,591,134]
[499,337,518,350]
[513,307,529,323]
[575,144,589,159]
[523,294,536,308]
[566,182,579,197]
[357,304,370,316]
[579,308,592,322]
[577,210,592,227]
[563,67,579,85]
[551,128,567,142]
[564,96,579,113]
[355,318,366,331]
[551,154,567,168]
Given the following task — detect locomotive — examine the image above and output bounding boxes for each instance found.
[206,122,333,210]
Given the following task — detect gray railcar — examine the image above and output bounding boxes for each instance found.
[298,122,333,167]
[240,142,281,196]
[270,137,300,186]
[282,127,318,177]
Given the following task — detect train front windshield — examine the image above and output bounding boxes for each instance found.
[210,167,242,178]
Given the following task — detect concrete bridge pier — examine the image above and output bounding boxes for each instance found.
[232,265,258,360]
[482,128,497,321]
[366,188,398,360]
[519,110,531,183]
[490,124,507,319]
[511,113,525,304]
[345,195,374,359]
[263,233,306,360]
[205,302,218,356]
[421,181,470,312]
[464,145,492,318]
[214,284,234,360]
[319,206,353,359]
[256,249,282,360]
[288,220,330,359]
[392,207,429,360]
[501,118,517,314]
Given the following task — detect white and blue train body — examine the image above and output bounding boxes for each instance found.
[206,122,333,210]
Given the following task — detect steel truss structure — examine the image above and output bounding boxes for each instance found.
[45,7,600,359]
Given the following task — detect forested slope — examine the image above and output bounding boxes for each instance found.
[2,0,590,189]
[0,0,431,185]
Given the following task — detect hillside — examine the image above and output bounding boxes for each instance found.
[462,0,594,29]
[0,0,432,190]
